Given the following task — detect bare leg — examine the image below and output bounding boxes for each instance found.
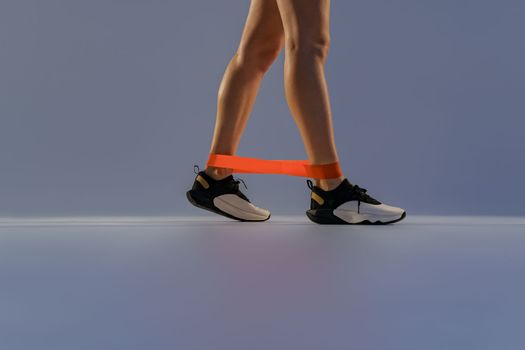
[205,0,284,180]
[276,0,344,190]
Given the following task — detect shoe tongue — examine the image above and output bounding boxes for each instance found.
[335,178,353,191]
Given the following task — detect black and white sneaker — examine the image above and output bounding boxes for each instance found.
[186,165,271,222]
[305,178,406,225]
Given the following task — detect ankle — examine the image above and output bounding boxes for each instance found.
[315,176,345,191]
[204,167,232,181]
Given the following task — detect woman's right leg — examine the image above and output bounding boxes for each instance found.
[276,0,345,190]
[205,0,284,180]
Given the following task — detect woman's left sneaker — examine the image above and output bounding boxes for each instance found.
[186,165,271,222]
[305,178,406,225]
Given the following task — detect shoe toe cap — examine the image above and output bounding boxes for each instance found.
[361,202,405,216]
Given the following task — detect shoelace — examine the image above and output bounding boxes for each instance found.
[353,184,368,198]
[234,177,248,190]
[194,164,247,190]
[352,185,368,212]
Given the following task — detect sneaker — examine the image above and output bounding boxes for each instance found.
[186,165,271,222]
[305,178,406,224]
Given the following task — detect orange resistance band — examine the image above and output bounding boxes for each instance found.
[206,154,343,179]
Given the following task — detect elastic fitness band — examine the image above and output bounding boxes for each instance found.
[206,153,343,179]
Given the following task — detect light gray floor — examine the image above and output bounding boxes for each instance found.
[1,215,524,350]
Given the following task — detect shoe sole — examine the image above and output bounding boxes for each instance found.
[306,208,406,225]
[186,190,271,222]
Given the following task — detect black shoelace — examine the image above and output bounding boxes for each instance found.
[352,184,369,198]
[352,185,369,213]
[234,177,248,190]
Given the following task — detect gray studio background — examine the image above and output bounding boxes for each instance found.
[1,0,524,217]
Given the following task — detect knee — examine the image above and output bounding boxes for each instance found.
[285,34,331,62]
[236,38,283,73]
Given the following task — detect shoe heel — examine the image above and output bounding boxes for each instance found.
[306,208,347,225]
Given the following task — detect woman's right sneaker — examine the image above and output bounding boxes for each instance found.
[305,178,406,225]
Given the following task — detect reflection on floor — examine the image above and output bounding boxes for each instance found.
[1,215,524,350]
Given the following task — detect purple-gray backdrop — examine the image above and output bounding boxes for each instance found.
[1,0,524,216]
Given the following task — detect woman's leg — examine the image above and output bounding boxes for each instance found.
[205,0,284,180]
[276,0,344,190]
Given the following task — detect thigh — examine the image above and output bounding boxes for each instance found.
[238,0,284,53]
[276,0,330,44]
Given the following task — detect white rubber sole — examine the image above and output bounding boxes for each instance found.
[213,194,271,222]
[334,210,405,224]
